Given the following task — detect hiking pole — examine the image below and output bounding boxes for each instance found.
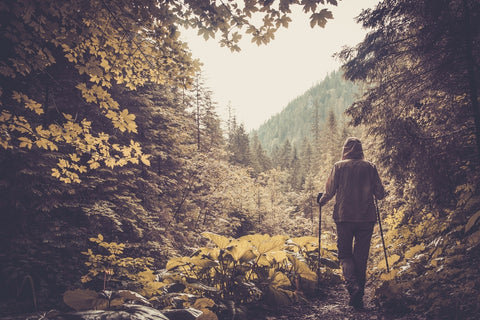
[375,198,390,273]
[316,192,323,285]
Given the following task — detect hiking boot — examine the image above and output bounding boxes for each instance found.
[348,287,364,310]
[352,298,364,311]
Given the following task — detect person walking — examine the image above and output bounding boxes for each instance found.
[317,137,385,310]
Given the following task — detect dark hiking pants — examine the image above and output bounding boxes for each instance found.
[336,221,375,299]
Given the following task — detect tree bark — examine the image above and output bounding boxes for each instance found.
[463,0,480,159]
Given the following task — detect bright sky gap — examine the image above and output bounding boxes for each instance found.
[181,0,380,131]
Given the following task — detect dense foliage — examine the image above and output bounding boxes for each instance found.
[1,0,479,319]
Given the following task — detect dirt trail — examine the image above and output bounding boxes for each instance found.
[263,285,425,320]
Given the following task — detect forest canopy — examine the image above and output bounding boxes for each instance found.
[1,0,480,319]
[0,0,339,183]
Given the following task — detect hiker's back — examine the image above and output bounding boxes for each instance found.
[332,159,383,222]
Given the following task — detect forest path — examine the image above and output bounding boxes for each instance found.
[262,284,424,320]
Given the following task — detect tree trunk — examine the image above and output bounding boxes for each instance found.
[463,0,480,159]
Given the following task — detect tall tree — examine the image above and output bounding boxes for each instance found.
[339,0,480,206]
[227,122,251,167]
[250,132,272,175]
[299,137,314,187]
[279,139,293,169]
[189,73,223,151]
[289,146,302,190]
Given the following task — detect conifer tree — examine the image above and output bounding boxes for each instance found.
[227,122,251,167]
[289,146,302,190]
[279,139,293,169]
[250,132,272,175]
[339,0,480,205]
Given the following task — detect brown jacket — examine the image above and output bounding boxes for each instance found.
[318,137,385,222]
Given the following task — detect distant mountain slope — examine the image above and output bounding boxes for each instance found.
[254,70,359,152]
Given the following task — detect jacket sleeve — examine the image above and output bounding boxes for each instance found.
[373,165,386,200]
[318,165,337,206]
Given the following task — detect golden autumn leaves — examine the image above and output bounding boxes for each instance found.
[0,0,339,183]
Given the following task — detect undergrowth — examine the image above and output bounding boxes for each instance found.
[369,183,480,319]
[63,232,341,319]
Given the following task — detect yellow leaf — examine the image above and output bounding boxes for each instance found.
[25,98,44,115]
[465,210,480,233]
[12,91,22,102]
[70,153,80,162]
[18,137,32,149]
[105,157,116,168]
[63,289,98,311]
[290,236,318,248]
[202,232,231,249]
[256,235,287,254]
[60,177,72,183]
[166,257,190,271]
[116,158,128,166]
[0,110,12,122]
[404,244,425,260]
[100,58,110,71]
[140,154,151,166]
[116,109,137,133]
[51,168,61,178]
[377,254,400,270]
[265,251,288,264]
[193,297,215,310]
[380,269,397,281]
[35,138,49,149]
[270,270,291,288]
[226,240,256,262]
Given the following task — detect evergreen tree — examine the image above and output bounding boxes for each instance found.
[279,139,293,170]
[339,0,480,206]
[324,109,340,164]
[299,137,314,188]
[289,146,302,190]
[250,132,272,175]
[190,73,224,152]
[227,122,251,167]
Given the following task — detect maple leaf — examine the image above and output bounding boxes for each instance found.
[88,160,101,170]
[18,137,33,149]
[116,109,137,133]
[51,168,61,178]
[140,154,151,166]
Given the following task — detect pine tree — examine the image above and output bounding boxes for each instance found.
[339,0,480,206]
[227,122,251,167]
[279,139,293,170]
[250,132,272,175]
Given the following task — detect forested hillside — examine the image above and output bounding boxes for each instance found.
[255,70,359,153]
[1,0,479,320]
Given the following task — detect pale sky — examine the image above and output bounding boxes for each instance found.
[181,0,379,131]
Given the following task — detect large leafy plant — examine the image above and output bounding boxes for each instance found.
[163,232,339,308]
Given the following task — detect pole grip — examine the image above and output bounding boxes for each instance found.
[316,192,323,204]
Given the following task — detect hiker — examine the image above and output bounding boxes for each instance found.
[317,137,385,310]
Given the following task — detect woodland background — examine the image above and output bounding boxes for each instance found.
[0,0,479,319]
